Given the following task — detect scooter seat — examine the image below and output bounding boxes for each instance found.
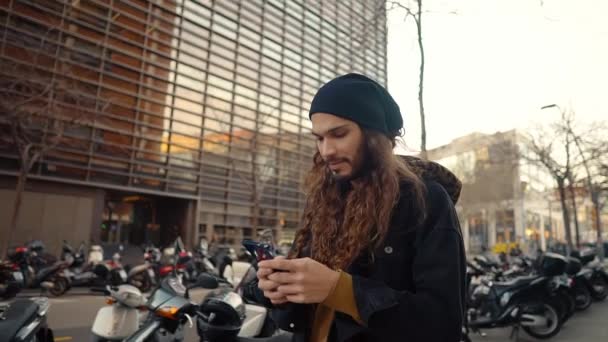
[493,275,538,289]
[0,299,39,341]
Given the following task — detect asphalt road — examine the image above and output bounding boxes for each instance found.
[9,288,608,341]
[468,298,608,341]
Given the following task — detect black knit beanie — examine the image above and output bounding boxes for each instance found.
[308,73,403,136]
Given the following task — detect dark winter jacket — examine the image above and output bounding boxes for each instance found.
[247,157,466,341]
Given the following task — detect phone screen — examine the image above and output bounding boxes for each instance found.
[242,239,275,261]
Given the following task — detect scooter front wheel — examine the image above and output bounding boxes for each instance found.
[590,276,608,301]
[574,285,592,311]
[49,277,69,297]
[521,301,562,339]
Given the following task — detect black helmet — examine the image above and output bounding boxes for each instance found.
[197,291,245,342]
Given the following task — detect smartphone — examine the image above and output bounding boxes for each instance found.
[242,239,275,261]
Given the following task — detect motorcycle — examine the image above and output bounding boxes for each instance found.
[463,253,567,341]
[61,241,127,288]
[0,261,24,300]
[564,257,593,311]
[120,272,284,342]
[7,242,55,289]
[0,296,54,342]
[195,273,291,342]
[91,284,147,341]
[571,248,608,301]
[9,244,70,297]
[127,245,159,293]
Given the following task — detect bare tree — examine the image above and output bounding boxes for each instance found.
[207,97,282,234]
[239,98,281,232]
[521,111,581,254]
[389,1,427,158]
[567,171,582,248]
[0,62,99,258]
[561,110,608,258]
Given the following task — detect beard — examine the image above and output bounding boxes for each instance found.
[326,141,368,184]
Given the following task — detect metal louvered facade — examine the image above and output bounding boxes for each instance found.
[0,0,388,248]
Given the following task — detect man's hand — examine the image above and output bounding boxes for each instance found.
[258,257,340,304]
[257,256,288,305]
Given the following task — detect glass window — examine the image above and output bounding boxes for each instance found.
[259,82,280,98]
[183,1,212,26]
[206,84,232,102]
[236,54,260,71]
[235,84,258,100]
[261,38,282,61]
[213,0,239,21]
[176,64,206,86]
[236,64,258,81]
[235,73,258,90]
[208,63,235,82]
[260,64,281,81]
[234,104,257,121]
[210,40,236,60]
[234,94,257,111]
[212,13,238,40]
[181,20,211,45]
[208,65,234,85]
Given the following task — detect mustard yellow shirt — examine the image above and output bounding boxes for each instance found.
[310,271,362,342]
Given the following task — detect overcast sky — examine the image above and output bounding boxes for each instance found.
[387,0,608,154]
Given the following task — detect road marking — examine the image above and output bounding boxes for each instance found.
[55,337,72,341]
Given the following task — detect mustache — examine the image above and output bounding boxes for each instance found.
[325,157,350,165]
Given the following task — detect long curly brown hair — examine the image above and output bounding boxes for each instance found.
[289,130,427,269]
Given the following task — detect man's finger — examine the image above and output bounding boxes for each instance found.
[264,290,287,300]
[258,257,297,272]
[286,294,306,304]
[276,284,302,295]
[271,298,288,305]
[258,279,280,291]
[267,271,298,284]
[257,267,273,279]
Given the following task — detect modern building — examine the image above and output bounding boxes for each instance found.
[427,130,570,254]
[0,0,389,253]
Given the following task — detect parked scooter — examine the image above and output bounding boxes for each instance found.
[564,257,593,311]
[571,248,608,301]
[7,242,56,289]
[127,245,159,293]
[0,261,23,300]
[0,296,55,342]
[196,273,290,342]
[8,243,70,297]
[90,284,147,341]
[463,253,567,341]
[61,241,127,288]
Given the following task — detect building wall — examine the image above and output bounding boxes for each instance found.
[0,0,389,248]
[0,177,103,254]
[428,130,567,254]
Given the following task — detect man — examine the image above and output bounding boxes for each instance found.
[254,73,466,341]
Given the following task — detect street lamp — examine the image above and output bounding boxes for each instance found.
[541,104,559,111]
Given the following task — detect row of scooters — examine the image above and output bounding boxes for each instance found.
[462,248,608,341]
[0,237,235,299]
[90,239,285,341]
[1,237,290,342]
